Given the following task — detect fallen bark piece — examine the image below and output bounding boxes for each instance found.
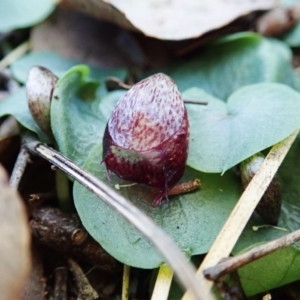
[30,206,119,272]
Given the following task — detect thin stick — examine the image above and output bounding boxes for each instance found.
[204,227,300,281]
[10,138,30,189]
[167,179,201,196]
[25,140,213,300]
[10,132,37,188]
[183,100,208,105]
[122,265,130,300]
[104,77,208,105]
[182,129,299,300]
[0,40,30,72]
[68,259,99,299]
[151,265,174,300]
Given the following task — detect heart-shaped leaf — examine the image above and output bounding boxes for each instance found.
[11,51,126,95]
[164,32,294,99]
[51,65,300,176]
[50,65,125,167]
[0,0,54,33]
[73,143,242,268]
[184,84,300,173]
[0,88,50,142]
[74,136,300,295]
[53,66,300,294]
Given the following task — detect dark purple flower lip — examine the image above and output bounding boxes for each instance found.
[102,73,190,206]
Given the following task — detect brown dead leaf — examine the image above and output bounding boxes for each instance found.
[59,0,277,40]
[0,164,31,300]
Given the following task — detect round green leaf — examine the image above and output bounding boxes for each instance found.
[0,88,50,142]
[73,143,242,268]
[164,32,294,99]
[184,83,300,173]
[11,52,79,83]
[11,51,126,95]
[0,0,55,33]
[50,65,125,167]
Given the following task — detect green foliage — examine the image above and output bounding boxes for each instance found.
[0,88,50,142]
[184,84,300,173]
[73,143,242,268]
[282,23,300,47]
[50,65,125,167]
[11,51,126,95]
[281,0,300,47]
[0,0,55,33]
[164,32,294,99]
[2,30,300,296]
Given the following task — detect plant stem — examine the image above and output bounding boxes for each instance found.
[25,140,212,300]
[0,40,30,72]
[55,169,72,211]
[122,265,130,300]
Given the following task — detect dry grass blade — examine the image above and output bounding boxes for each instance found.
[151,265,174,300]
[182,128,300,300]
[26,140,213,300]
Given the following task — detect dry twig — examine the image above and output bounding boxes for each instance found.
[10,134,31,188]
[68,259,99,300]
[30,206,119,272]
[54,264,68,300]
[104,77,208,105]
[204,228,300,281]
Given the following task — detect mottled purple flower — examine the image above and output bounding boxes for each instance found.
[102,73,189,206]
